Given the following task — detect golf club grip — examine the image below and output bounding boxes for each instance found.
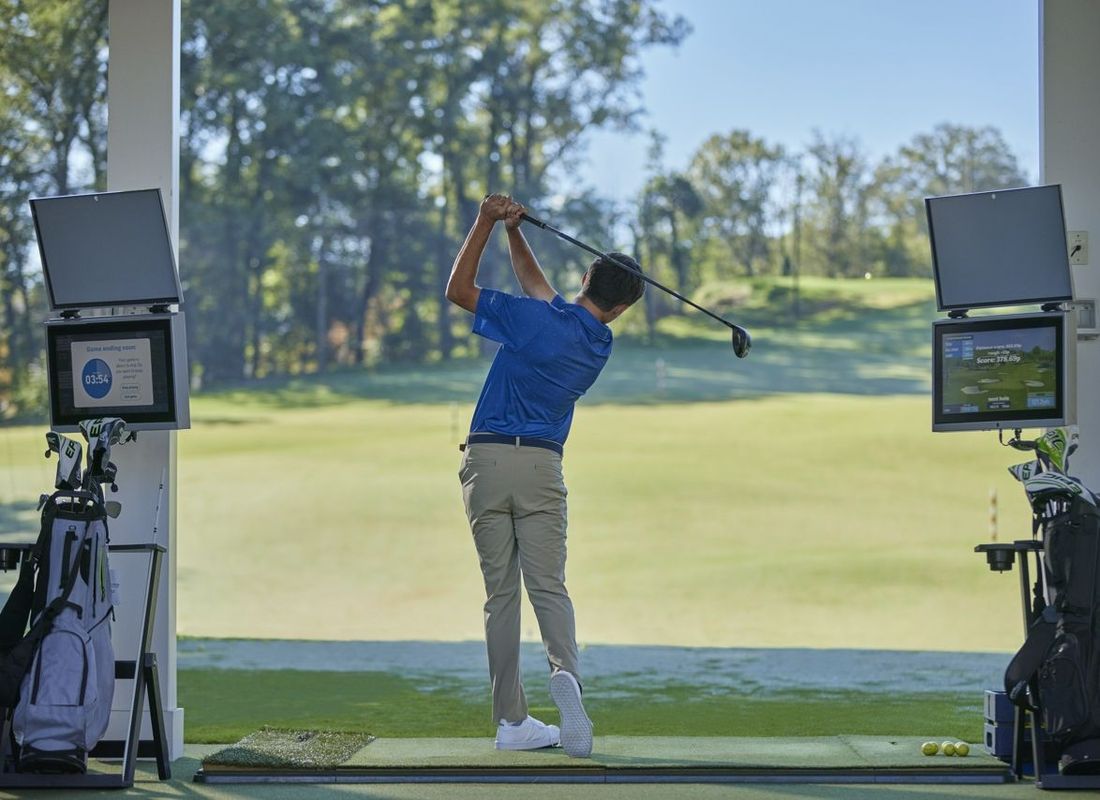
[520,213,548,229]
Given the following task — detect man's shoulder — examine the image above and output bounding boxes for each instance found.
[473,288,564,346]
[480,288,562,314]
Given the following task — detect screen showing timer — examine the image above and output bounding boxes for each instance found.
[71,338,154,408]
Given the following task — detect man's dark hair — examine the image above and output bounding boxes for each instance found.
[583,252,645,312]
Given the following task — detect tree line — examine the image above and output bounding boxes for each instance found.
[0,0,1028,415]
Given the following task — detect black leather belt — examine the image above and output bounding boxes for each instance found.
[461,433,563,456]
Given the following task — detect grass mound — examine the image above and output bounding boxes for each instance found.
[202,727,374,769]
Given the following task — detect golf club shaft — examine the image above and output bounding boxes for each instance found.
[520,213,739,332]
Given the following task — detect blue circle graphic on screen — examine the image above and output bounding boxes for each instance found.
[81,358,112,399]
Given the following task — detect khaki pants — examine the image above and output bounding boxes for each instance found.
[459,443,579,723]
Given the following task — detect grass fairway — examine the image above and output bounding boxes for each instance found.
[158,392,1028,651]
[179,668,983,744]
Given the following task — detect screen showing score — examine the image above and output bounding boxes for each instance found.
[941,326,1057,416]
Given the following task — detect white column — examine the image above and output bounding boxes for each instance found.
[106,0,183,758]
[1041,0,1100,486]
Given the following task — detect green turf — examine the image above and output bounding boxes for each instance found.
[202,728,375,769]
[160,391,1032,652]
[334,735,1002,770]
[179,668,986,744]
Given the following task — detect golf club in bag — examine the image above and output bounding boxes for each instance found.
[1002,428,1100,775]
[520,212,753,358]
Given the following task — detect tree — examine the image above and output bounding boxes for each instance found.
[687,130,786,278]
[0,0,108,195]
[871,123,1029,277]
[801,131,872,278]
[0,77,40,412]
[173,0,690,379]
[644,173,702,293]
[421,0,689,354]
[0,0,107,416]
[888,122,1028,198]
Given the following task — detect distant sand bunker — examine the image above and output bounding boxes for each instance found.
[961,386,986,395]
[1024,380,1045,387]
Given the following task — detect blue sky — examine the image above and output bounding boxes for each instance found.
[582,0,1039,201]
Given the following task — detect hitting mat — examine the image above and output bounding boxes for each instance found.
[195,733,1013,784]
[201,728,375,770]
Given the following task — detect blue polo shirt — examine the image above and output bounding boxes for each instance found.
[469,288,612,445]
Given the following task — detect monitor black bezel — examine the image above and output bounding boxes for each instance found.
[926,184,1073,312]
[932,312,1068,432]
[31,188,183,312]
[47,316,178,429]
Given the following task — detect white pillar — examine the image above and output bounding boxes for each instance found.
[1041,0,1100,486]
[106,0,183,758]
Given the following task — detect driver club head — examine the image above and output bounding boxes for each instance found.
[731,327,752,359]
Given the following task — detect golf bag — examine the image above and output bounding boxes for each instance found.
[1004,428,1100,774]
[0,418,131,774]
[10,492,115,773]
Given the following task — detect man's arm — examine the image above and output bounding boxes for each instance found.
[505,205,556,302]
[446,195,509,313]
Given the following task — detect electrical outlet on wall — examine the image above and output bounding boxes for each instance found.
[1069,231,1088,265]
[1074,298,1098,339]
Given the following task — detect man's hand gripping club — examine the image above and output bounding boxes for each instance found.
[446,193,556,313]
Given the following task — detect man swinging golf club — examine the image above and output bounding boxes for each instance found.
[447,193,645,757]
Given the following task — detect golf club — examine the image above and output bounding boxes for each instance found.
[520,212,752,358]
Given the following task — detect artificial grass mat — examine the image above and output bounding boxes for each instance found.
[341,736,1005,770]
[180,669,986,745]
[200,733,1009,778]
[201,728,374,770]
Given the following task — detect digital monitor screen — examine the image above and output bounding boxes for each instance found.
[31,189,182,311]
[46,315,190,431]
[932,312,1075,432]
[926,185,1073,311]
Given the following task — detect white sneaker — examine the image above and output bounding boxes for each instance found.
[550,670,593,758]
[494,715,561,751]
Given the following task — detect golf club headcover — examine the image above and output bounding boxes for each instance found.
[1008,459,1042,484]
[79,418,131,486]
[1036,426,1078,475]
[78,417,129,447]
[1022,472,1095,511]
[44,432,83,491]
